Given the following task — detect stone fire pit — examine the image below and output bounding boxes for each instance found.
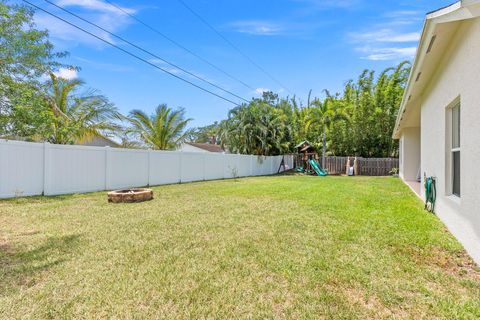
[108,188,153,203]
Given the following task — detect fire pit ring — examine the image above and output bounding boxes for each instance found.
[108,188,153,203]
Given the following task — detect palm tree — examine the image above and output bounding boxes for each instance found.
[126,104,192,150]
[294,106,321,146]
[219,99,291,156]
[46,73,122,144]
[311,93,349,167]
[185,121,221,144]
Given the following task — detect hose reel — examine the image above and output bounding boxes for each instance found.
[424,174,437,213]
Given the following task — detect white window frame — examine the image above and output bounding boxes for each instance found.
[445,97,461,198]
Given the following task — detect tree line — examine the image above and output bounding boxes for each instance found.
[1,1,410,157]
[192,62,410,158]
[0,2,191,150]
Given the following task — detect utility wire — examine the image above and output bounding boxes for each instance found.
[176,0,294,95]
[39,0,249,103]
[103,0,255,91]
[22,0,241,106]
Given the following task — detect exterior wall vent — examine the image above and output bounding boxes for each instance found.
[415,72,422,82]
[427,35,436,53]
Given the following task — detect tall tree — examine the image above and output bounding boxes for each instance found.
[126,104,192,150]
[213,62,410,158]
[45,73,121,144]
[219,93,292,156]
[311,93,348,166]
[186,122,221,144]
[0,1,67,136]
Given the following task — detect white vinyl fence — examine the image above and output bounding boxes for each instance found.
[0,140,294,198]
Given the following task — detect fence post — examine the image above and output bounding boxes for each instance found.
[203,153,207,181]
[222,154,226,179]
[105,146,111,190]
[147,149,151,187]
[238,155,242,177]
[43,142,50,196]
[179,152,183,183]
[249,155,253,176]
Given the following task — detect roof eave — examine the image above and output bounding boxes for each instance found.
[392,0,480,139]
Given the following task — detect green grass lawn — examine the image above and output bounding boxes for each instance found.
[1,176,479,319]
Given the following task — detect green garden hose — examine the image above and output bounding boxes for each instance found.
[424,176,436,213]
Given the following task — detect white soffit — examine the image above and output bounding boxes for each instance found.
[393,0,480,138]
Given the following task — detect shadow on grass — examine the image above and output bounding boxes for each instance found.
[0,234,82,296]
[1,193,88,205]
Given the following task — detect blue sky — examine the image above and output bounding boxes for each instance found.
[26,0,449,127]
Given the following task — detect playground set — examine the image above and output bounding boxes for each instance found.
[294,141,328,176]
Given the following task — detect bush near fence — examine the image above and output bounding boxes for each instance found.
[0,140,293,198]
[323,156,399,176]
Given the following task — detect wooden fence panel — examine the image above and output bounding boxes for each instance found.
[322,156,398,176]
[324,156,347,175]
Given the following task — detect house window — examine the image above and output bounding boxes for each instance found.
[451,103,460,197]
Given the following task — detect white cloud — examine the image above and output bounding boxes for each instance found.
[54,68,78,79]
[228,20,284,36]
[350,28,420,61]
[349,29,420,43]
[227,19,333,38]
[34,0,136,47]
[255,88,270,95]
[293,0,360,10]
[381,32,420,43]
[358,47,417,61]
[164,67,182,75]
[35,14,104,46]
[56,0,134,14]
[147,58,165,65]
[148,59,181,75]
[74,56,134,72]
[148,59,212,82]
[383,10,423,19]
[348,8,422,61]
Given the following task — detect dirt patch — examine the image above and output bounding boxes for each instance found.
[337,286,408,319]
[401,245,480,279]
[0,241,13,254]
[19,230,40,236]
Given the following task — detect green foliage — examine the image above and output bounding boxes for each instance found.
[218,62,410,157]
[0,2,65,80]
[186,121,221,144]
[0,79,53,140]
[0,2,121,144]
[44,73,122,144]
[0,1,67,137]
[126,104,192,150]
[327,61,411,157]
[219,92,293,156]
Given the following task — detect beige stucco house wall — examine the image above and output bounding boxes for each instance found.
[399,127,421,182]
[178,142,226,153]
[394,0,480,264]
[79,136,119,148]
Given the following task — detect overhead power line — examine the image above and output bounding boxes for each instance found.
[39,0,249,103]
[103,0,255,91]
[22,0,241,106]
[176,0,294,95]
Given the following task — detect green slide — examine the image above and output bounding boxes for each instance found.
[309,159,328,176]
